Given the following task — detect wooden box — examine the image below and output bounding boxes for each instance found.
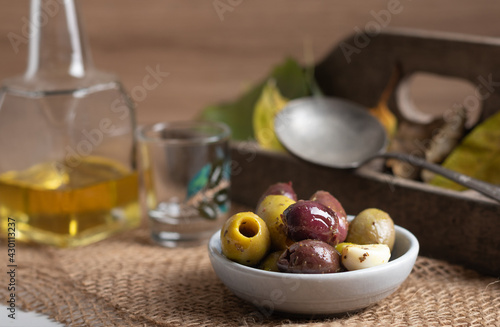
[230,29,500,276]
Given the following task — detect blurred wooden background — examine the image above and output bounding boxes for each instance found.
[1,1,500,125]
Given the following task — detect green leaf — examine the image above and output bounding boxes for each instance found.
[253,81,289,151]
[186,163,211,199]
[200,83,264,140]
[429,110,500,191]
[208,160,224,188]
[198,201,218,220]
[199,58,312,140]
[272,58,310,99]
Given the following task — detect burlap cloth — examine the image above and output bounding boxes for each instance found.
[1,204,499,327]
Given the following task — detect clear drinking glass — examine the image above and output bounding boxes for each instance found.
[137,121,231,247]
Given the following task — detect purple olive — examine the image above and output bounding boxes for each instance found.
[284,200,340,246]
[277,239,340,274]
[336,217,349,244]
[310,191,349,243]
[256,182,298,209]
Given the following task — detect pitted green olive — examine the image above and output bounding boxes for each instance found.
[220,212,271,266]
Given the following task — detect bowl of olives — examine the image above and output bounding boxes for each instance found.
[208,182,419,315]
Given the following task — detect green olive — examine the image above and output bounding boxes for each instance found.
[220,212,271,266]
[258,251,283,271]
[346,208,395,251]
[256,195,295,250]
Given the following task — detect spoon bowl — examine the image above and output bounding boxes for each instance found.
[274,96,500,202]
[274,97,387,168]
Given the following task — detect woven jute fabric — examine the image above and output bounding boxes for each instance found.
[1,207,499,327]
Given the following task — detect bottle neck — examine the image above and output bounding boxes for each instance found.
[25,0,93,80]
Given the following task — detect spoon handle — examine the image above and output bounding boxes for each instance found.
[380,152,500,202]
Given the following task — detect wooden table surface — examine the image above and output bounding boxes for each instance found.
[1,1,500,124]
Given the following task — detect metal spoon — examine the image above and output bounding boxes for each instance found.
[274,96,500,202]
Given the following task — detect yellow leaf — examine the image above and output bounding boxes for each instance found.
[253,81,289,151]
[370,103,397,139]
[369,67,399,139]
[429,110,500,191]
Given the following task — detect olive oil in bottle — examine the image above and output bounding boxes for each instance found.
[0,157,139,247]
[0,0,140,247]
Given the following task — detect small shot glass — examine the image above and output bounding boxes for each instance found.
[137,121,231,247]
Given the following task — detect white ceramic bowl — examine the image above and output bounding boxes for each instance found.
[208,223,419,315]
